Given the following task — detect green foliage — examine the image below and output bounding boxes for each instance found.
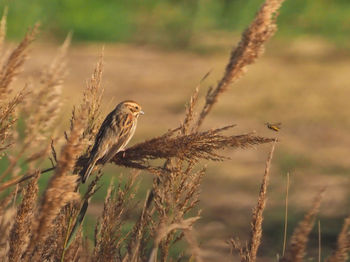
[1,0,350,46]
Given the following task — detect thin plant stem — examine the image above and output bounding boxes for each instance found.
[60,206,74,262]
[282,172,290,256]
[318,220,321,262]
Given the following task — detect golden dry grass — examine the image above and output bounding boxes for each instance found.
[1,0,350,261]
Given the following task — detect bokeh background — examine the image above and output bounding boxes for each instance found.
[1,0,350,260]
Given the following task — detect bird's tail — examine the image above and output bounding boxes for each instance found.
[80,159,97,183]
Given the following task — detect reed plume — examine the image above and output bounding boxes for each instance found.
[92,173,139,261]
[229,139,277,262]
[23,33,71,149]
[0,7,8,66]
[280,188,325,262]
[326,216,350,262]
[82,51,104,144]
[0,24,38,100]
[8,172,39,262]
[108,127,274,170]
[0,88,27,153]
[196,0,285,128]
[0,18,37,154]
[23,91,87,260]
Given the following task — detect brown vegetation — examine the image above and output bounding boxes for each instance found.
[0,0,350,261]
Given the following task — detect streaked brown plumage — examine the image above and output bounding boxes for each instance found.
[81,100,144,183]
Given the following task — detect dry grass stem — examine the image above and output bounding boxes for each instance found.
[0,207,16,257]
[149,217,200,262]
[0,23,38,100]
[318,220,321,262]
[196,0,285,128]
[0,22,38,171]
[79,50,104,147]
[181,85,200,135]
[326,216,350,262]
[181,71,210,135]
[0,187,20,213]
[24,96,87,260]
[229,139,277,262]
[127,190,153,262]
[0,170,37,193]
[25,176,80,261]
[0,88,27,153]
[8,171,40,262]
[72,51,104,175]
[93,174,138,261]
[247,139,276,261]
[24,33,71,151]
[282,173,290,256]
[183,229,203,262]
[85,51,104,128]
[149,159,205,260]
[279,188,326,262]
[64,171,104,254]
[0,7,8,57]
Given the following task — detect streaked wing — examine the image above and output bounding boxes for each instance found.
[89,110,117,161]
[99,113,135,164]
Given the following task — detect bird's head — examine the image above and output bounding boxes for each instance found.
[119,100,144,117]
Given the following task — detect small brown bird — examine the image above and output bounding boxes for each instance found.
[265,122,281,132]
[81,100,144,183]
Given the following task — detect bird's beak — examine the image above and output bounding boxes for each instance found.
[140,110,145,115]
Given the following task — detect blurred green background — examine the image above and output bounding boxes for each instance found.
[2,0,350,48]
